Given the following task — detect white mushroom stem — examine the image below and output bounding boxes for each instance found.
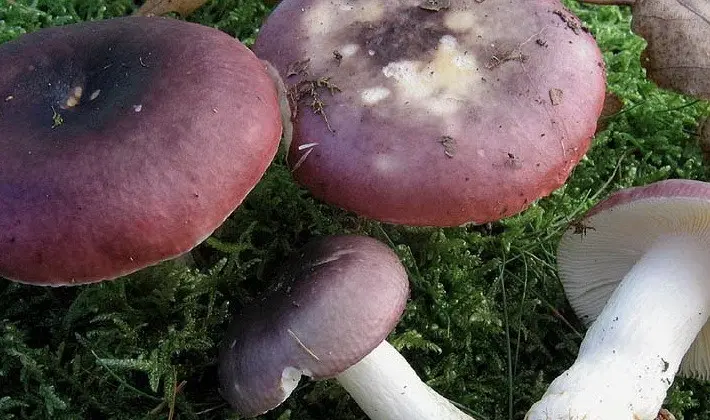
[335,340,474,420]
[526,235,710,420]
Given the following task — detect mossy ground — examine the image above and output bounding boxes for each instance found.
[1,1,709,419]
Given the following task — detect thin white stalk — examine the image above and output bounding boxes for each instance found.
[527,235,710,420]
[336,340,474,420]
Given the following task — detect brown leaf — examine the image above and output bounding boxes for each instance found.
[135,0,208,17]
[632,0,710,99]
[655,408,676,420]
[698,116,710,162]
[595,91,624,134]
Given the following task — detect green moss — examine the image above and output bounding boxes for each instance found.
[1,1,709,419]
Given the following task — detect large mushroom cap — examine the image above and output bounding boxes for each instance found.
[254,0,606,226]
[0,17,282,285]
[218,235,409,417]
[558,179,710,379]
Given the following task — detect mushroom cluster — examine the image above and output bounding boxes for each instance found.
[10,0,709,419]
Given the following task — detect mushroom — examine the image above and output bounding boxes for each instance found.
[252,0,606,226]
[0,17,282,285]
[218,235,474,419]
[526,179,710,419]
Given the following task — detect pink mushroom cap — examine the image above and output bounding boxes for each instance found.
[0,17,282,285]
[254,0,606,226]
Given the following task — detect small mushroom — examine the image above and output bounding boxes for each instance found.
[253,0,606,226]
[526,179,710,419]
[0,17,282,285]
[218,235,474,419]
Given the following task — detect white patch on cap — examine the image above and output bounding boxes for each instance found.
[381,35,481,115]
[382,61,429,97]
[306,0,383,37]
[444,10,477,32]
[351,0,384,22]
[304,2,338,36]
[361,86,391,105]
[133,104,143,112]
[339,43,360,58]
[439,35,476,70]
[372,153,400,174]
[280,366,312,394]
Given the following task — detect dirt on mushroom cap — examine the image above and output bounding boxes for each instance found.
[254,0,606,226]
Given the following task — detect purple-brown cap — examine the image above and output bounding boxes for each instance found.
[218,235,409,417]
[0,17,282,285]
[253,0,606,226]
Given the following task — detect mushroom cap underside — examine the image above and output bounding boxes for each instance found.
[558,179,710,379]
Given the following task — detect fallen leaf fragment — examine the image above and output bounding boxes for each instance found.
[632,0,710,99]
[135,0,208,17]
[595,91,624,134]
[655,408,676,420]
[698,116,710,163]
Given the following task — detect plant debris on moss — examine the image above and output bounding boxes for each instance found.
[1,1,710,419]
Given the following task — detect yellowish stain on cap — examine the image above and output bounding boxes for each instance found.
[306,0,384,37]
[64,86,83,108]
[382,35,481,115]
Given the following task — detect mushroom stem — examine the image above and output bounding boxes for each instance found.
[335,340,474,420]
[527,235,710,419]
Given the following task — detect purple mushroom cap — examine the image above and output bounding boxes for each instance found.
[0,17,282,285]
[254,0,606,226]
[218,235,409,417]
